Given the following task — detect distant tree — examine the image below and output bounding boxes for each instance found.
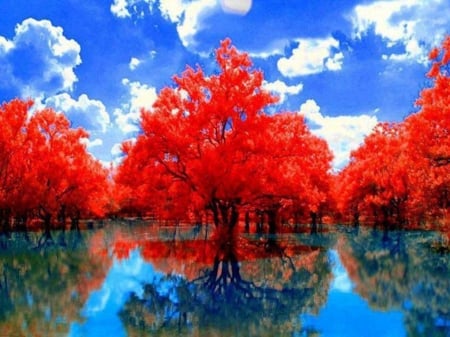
[0,99,32,233]
[0,99,110,236]
[404,35,450,225]
[336,36,450,228]
[115,39,333,232]
[336,123,412,227]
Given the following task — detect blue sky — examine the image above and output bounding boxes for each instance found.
[1,0,449,169]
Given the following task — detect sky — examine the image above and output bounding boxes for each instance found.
[0,0,449,169]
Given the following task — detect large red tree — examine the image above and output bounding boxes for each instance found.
[116,39,333,231]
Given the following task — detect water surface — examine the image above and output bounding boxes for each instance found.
[0,224,448,336]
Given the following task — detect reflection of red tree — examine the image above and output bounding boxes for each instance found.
[77,230,114,300]
[0,230,114,337]
[110,225,324,284]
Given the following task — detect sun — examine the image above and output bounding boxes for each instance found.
[220,0,252,15]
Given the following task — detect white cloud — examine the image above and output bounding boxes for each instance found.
[0,36,13,53]
[110,0,132,18]
[350,0,450,63]
[111,142,125,157]
[158,0,185,22]
[0,18,81,97]
[45,93,111,133]
[299,99,378,170]
[110,0,158,18]
[114,79,158,134]
[277,37,343,77]
[111,0,218,50]
[81,137,103,148]
[263,80,303,104]
[160,0,218,49]
[129,57,141,70]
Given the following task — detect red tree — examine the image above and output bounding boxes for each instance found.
[0,99,111,234]
[404,36,450,226]
[336,36,450,228]
[0,99,32,231]
[116,39,333,232]
[336,123,412,227]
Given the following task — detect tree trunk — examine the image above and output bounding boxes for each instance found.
[58,205,67,230]
[38,212,54,247]
[0,209,11,236]
[266,206,279,235]
[244,211,250,233]
[208,199,240,231]
[70,210,81,231]
[310,211,317,234]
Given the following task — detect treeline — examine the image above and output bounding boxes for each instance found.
[0,37,448,234]
[0,100,112,237]
[335,38,450,228]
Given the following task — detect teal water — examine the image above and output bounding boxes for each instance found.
[0,224,448,336]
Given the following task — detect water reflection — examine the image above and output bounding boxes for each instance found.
[0,225,448,336]
[117,227,332,336]
[0,230,111,336]
[337,228,450,337]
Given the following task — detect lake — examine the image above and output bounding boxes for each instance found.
[0,223,449,337]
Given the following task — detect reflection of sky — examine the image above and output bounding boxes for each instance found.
[301,250,406,337]
[329,250,354,292]
[69,249,161,337]
[69,247,407,337]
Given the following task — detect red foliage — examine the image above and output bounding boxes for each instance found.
[335,36,450,228]
[115,39,333,231]
[0,99,111,231]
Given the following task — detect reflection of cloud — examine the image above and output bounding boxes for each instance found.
[329,250,354,293]
[85,286,111,314]
[299,99,378,170]
[72,249,160,337]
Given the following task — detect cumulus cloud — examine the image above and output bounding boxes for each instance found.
[277,37,344,77]
[114,78,158,134]
[110,0,218,50]
[0,18,81,97]
[159,0,218,49]
[263,80,303,104]
[45,93,111,133]
[299,99,378,170]
[350,0,450,63]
